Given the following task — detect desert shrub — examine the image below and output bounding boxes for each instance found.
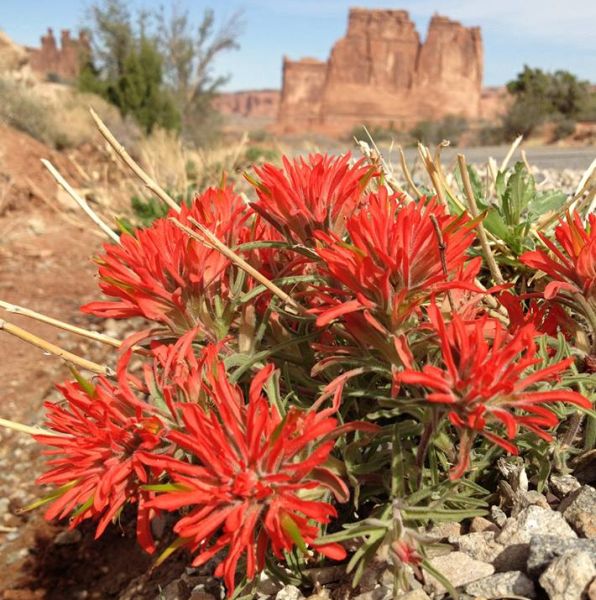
[552,117,577,141]
[410,115,468,145]
[244,145,278,163]
[0,77,57,144]
[350,123,397,143]
[501,66,589,137]
[4,142,594,597]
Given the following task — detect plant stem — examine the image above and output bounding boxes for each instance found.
[41,159,120,243]
[89,108,180,213]
[0,417,57,437]
[172,217,308,317]
[429,214,455,313]
[458,154,505,285]
[0,318,112,376]
[0,300,122,349]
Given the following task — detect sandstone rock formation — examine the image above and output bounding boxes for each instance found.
[213,89,280,119]
[278,9,484,134]
[26,28,90,81]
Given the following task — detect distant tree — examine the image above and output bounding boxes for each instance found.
[503,66,589,137]
[157,5,243,145]
[79,0,243,142]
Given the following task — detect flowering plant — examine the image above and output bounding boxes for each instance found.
[2,122,594,597]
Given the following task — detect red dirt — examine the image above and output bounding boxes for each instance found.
[0,124,184,598]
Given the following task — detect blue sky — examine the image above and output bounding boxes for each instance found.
[1,0,594,90]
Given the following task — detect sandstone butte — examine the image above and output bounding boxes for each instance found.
[278,8,487,135]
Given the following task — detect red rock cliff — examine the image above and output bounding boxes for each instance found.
[278,9,484,134]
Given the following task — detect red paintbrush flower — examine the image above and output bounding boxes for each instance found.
[143,360,350,593]
[314,190,480,331]
[499,291,575,338]
[521,211,596,300]
[34,373,165,553]
[250,153,376,244]
[82,186,249,336]
[399,302,591,479]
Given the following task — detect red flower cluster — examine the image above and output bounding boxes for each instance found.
[143,359,348,592]
[35,374,164,552]
[28,151,592,596]
[252,153,376,244]
[521,211,596,300]
[82,186,249,336]
[314,191,479,331]
[399,302,590,478]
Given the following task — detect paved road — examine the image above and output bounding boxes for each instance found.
[303,141,595,170]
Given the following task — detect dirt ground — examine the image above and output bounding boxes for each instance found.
[0,124,188,599]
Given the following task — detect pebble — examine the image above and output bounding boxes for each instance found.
[276,585,305,600]
[54,528,82,545]
[424,551,494,595]
[538,551,595,600]
[464,571,536,599]
[526,535,596,576]
[495,505,577,571]
[452,531,505,564]
[558,485,596,539]
[550,474,581,498]
[469,516,499,534]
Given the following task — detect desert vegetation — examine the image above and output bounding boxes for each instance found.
[0,104,594,597]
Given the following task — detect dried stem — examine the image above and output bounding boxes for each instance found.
[172,217,308,316]
[397,145,422,199]
[359,128,406,196]
[89,108,180,213]
[0,417,57,438]
[418,144,446,206]
[458,154,505,285]
[0,318,112,376]
[41,159,120,243]
[500,135,523,171]
[429,214,455,313]
[0,300,122,349]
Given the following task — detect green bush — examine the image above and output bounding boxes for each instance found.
[410,115,468,146]
[244,146,279,164]
[502,66,589,137]
[552,118,576,141]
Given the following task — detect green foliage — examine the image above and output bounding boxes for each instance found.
[350,123,398,143]
[410,115,469,146]
[80,1,242,140]
[245,145,279,164]
[467,161,566,260]
[503,66,590,137]
[129,195,169,227]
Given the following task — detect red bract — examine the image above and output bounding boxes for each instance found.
[143,360,348,593]
[499,291,574,338]
[399,303,591,479]
[314,191,480,330]
[251,153,376,244]
[521,211,596,300]
[34,375,164,552]
[82,186,249,335]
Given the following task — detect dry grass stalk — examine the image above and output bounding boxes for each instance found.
[0,318,112,376]
[397,145,422,199]
[42,159,120,243]
[173,217,307,316]
[90,108,180,214]
[457,154,505,285]
[0,300,123,349]
[0,417,56,437]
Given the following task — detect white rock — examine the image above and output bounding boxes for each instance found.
[539,551,595,600]
[424,551,494,595]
